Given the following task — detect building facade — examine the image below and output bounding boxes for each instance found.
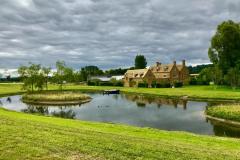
[124,60,189,87]
[123,69,155,87]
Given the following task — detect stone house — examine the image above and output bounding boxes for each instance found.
[123,69,155,87]
[124,60,189,87]
[150,60,189,84]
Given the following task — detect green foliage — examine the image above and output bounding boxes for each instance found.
[188,64,214,74]
[18,63,45,92]
[105,67,134,76]
[208,20,240,74]
[152,81,171,88]
[225,65,240,89]
[53,61,75,90]
[173,81,183,88]
[138,82,148,88]
[87,79,123,87]
[134,55,147,69]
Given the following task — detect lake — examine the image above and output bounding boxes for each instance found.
[1,92,240,138]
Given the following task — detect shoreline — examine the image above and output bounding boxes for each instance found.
[206,115,240,127]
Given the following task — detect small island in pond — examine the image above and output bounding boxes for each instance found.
[21,92,92,105]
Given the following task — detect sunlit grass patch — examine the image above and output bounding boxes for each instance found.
[206,105,240,122]
[22,91,91,102]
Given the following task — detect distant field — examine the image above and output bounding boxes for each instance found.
[1,108,240,159]
[1,83,240,101]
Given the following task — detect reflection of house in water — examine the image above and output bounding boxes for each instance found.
[123,94,187,109]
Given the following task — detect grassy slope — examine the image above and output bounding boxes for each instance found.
[1,83,240,159]
[206,105,240,122]
[1,108,240,160]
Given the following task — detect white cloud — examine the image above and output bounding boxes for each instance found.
[0,0,240,69]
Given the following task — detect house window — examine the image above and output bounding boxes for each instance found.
[163,74,167,78]
[164,67,168,71]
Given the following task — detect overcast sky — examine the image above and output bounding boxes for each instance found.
[0,0,240,69]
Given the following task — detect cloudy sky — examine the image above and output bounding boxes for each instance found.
[0,0,240,69]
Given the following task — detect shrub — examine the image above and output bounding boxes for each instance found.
[99,82,114,86]
[87,81,96,86]
[114,81,124,86]
[189,77,197,85]
[138,82,148,88]
[173,81,183,88]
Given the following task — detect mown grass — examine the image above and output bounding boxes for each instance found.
[206,105,240,122]
[1,108,240,159]
[58,84,240,101]
[22,92,91,102]
[1,83,240,100]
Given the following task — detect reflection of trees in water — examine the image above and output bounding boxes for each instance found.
[52,110,76,119]
[6,97,12,103]
[123,94,188,109]
[136,102,146,107]
[22,104,76,119]
[208,119,240,138]
[22,105,49,115]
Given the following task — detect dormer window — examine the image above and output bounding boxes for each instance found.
[164,66,168,71]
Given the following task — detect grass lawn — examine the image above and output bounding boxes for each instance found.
[1,83,240,159]
[1,83,240,100]
[1,108,240,159]
[206,105,240,122]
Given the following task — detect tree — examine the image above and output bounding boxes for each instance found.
[208,20,240,74]
[53,61,66,91]
[42,67,51,90]
[135,55,147,69]
[18,63,44,92]
[225,65,240,89]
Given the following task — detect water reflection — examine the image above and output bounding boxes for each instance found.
[22,104,77,119]
[6,97,12,103]
[207,118,240,138]
[123,94,188,110]
[1,94,240,138]
[22,105,49,115]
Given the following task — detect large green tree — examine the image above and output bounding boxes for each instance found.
[18,63,44,92]
[208,20,240,74]
[134,55,147,69]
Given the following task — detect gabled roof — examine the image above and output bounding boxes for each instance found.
[125,69,149,78]
[177,65,184,71]
[150,64,174,73]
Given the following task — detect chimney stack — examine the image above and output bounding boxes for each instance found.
[173,60,176,65]
[182,60,185,66]
[156,62,161,66]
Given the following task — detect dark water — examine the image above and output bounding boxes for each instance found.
[1,93,240,138]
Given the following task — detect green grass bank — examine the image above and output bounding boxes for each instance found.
[206,105,240,122]
[1,108,240,159]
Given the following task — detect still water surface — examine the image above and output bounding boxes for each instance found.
[1,93,240,138]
